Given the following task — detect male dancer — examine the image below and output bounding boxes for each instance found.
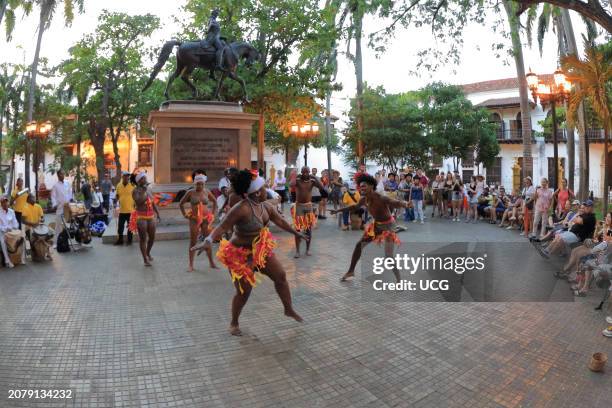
[331,173,410,282]
[291,166,326,258]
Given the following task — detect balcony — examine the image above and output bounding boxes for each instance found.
[495,129,534,143]
[543,128,606,143]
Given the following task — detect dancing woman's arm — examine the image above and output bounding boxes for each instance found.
[206,201,246,242]
[330,197,366,214]
[179,190,191,218]
[208,190,218,215]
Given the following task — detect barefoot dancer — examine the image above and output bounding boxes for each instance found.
[290,166,326,258]
[194,170,309,335]
[332,173,410,282]
[180,174,218,272]
[129,172,160,266]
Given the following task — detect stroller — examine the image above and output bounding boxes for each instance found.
[61,202,92,251]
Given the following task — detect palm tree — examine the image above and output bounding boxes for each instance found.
[1,0,33,40]
[24,0,83,188]
[525,4,596,199]
[503,0,534,179]
[562,44,611,212]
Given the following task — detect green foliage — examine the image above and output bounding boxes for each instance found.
[538,106,566,135]
[343,85,428,172]
[342,83,499,172]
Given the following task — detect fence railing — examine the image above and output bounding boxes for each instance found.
[543,128,606,142]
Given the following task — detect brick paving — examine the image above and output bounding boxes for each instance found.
[0,213,611,407]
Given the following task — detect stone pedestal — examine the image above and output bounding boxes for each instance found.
[148,101,259,192]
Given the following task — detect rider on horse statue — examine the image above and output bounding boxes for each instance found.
[200,9,225,74]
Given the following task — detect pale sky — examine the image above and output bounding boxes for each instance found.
[0,1,588,128]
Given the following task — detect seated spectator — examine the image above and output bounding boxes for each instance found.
[541,200,596,258]
[571,214,612,296]
[0,195,20,268]
[477,188,490,219]
[536,200,580,243]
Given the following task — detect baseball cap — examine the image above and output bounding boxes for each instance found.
[571,199,580,205]
[583,199,594,207]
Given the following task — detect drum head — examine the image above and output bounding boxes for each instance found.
[33,225,50,236]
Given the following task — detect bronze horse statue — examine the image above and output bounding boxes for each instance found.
[142,40,260,102]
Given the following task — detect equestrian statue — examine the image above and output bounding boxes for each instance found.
[142,9,260,102]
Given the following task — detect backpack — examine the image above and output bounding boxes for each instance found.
[56,230,71,253]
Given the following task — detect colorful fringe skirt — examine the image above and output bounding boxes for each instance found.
[363,217,401,245]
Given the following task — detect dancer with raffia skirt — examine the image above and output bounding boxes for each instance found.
[331,173,410,283]
[129,172,160,266]
[192,170,309,336]
[180,174,218,272]
[290,166,326,258]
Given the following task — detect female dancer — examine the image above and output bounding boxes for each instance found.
[194,170,308,335]
[129,172,160,266]
[180,174,218,272]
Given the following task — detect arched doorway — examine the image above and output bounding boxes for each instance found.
[489,112,503,139]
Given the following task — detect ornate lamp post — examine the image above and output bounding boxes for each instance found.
[25,120,52,200]
[526,68,571,190]
[290,122,320,167]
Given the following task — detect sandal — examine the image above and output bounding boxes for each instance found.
[573,290,587,297]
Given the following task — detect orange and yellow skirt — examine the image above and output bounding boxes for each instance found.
[188,203,214,232]
[216,227,277,293]
[363,217,401,245]
[291,203,317,231]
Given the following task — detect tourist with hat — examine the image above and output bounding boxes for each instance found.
[114,171,135,246]
[540,200,597,258]
[0,194,20,268]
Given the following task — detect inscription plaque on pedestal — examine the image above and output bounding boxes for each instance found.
[170,128,238,183]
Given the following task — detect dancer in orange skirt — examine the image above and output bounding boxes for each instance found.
[180,173,218,272]
[129,172,160,266]
[332,173,410,282]
[192,169,309,336]
[290,166,326,258]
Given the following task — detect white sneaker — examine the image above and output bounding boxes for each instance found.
[6,262,14,268]
[606,316,612,325]
[412,220,417,223]
[420,221,424,224]
[603,326,612,338]
[519,232,526,236]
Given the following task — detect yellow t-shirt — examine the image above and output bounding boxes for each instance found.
[22,203,44,225]
[11,190,28,213]
[116,182,135,214]
[343,191,361,206]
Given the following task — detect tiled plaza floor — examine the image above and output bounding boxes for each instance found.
[0,212,610,407]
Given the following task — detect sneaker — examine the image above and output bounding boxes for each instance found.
[420,221,424,224]
[519,232,526,236]
[506,225,513,230]
[412,220,417,223]
[6,262,14,268]
[603,326,612,338]
[606,316,612,325]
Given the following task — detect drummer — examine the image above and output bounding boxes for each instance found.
[9,178,27,229]
[0,195,20,268]
[21,194,44,234]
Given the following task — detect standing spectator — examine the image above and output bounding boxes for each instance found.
[311,167,323,218]
[9,177,27,229]
[329,170,344,211]
[81,179,93,210]
[443,172,454,218]
[50,170,73,247]
[319,170,330,219]
[385,173,398,198]
[451,175,463,222]
[114,171,134,246]
[341,185,361,230]
[100,174,113,211]
[520,177,536,236]
[532,178,553,239]
[431,174,443,218]
[553,178,574,220]
[398,174,414,222]
[411,177,425,224]
[272,169,287,212]
[218,168,231,191]
[0,195,20,268]
[289,168,297,203]
[466,176,479,223]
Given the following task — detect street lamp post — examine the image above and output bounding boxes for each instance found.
[290,122,320,167]
[526,68,571,190]
[25,120,52,201]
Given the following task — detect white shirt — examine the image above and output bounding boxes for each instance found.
[51,180,73,214]
[0,208,19,232]
[274,177,286,191]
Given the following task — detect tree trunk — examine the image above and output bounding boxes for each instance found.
[560,8,588,199]
[325,91,333,179]
[504,1,533,179]
[25,9,47,189]
[604,124,609,214]
[88,117,107,183]
[109,126,122,178]
[353,8,365,165]
[0,1,7,27]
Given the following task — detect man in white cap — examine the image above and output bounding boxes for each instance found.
[0,195,20,267]
[50,169,73,247]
